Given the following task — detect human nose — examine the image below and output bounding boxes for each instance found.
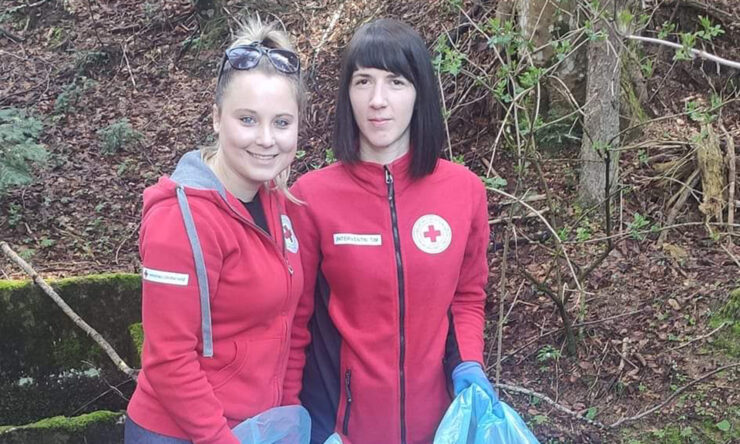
[255,123,275,147]
[369,83,387,109]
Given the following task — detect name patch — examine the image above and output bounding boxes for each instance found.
[333,233,382,246]
[142,267,189,286]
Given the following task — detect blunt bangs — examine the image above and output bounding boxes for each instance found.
[346,32,418,86]
[333,18,444,178]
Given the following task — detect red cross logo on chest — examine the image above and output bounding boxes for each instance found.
[424,225,441,242]
[283,225,293,241]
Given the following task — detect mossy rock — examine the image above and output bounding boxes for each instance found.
[128,322,143,367]
[0,274,140,425]
[0,273,141,379]
[0,410,124,444]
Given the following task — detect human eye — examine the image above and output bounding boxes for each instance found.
[240,115,257,125]
[274,118,293,129]
[391,77,408,87]
[353,77,369,86]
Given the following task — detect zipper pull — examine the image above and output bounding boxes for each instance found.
[385,167,393,184]
[287,263,294,275]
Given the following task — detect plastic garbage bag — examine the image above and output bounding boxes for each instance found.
[434,384,539,444]
[323,433,344,444]
[232,405,311,444]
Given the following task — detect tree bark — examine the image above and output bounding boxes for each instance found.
[579,1,626,206]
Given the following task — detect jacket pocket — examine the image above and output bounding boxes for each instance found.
[208,341,249,389]
[342,369,352,436]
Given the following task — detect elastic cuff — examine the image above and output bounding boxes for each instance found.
[451,361,482,378]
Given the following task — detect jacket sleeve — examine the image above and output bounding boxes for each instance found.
[139,203,239,444]
[282,182,319,405]
[447,178,489,372]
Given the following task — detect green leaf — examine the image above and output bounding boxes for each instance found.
[716,420,731,432]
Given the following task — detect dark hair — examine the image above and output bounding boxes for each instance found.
[333,18,443,178]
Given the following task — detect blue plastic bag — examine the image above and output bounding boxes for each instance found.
[232,405,311,444]
[322,433,344,444]
[434,384,539,444]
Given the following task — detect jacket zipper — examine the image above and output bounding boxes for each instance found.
[385,167,406,444]
[342,369,353,436]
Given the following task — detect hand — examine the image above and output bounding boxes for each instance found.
[451,362,503,417]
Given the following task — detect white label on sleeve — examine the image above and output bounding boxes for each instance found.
[142,267,190,286]
[333,233,382,246]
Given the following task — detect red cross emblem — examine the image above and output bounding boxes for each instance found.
[283,225,293,241]
[424,225,441,242]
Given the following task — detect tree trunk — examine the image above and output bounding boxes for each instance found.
[578,1,626,206]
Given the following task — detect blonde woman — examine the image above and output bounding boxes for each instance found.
[125,19,305,444]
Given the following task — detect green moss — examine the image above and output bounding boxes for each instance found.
[7,410,121,432]
[0,280,27,291]
[53,273,140,292]
[129,322,143,366]
[709,288,740,357]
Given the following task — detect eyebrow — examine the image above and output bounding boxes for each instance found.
[233,108,295,118]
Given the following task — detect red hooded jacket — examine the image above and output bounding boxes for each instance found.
[284,153,489,444]
[127,151,303,444]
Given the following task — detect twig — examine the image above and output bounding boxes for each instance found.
[610,362,740,428]
[489,208,550,224]
[658,170,700,244]
[497,382,607,429]
[308,3,343,79]
[121,43,136,90]
[5,0,51,15]
[721,124,735,239]
[0,26,25,43]
[495,227,510,386]
[720,244,740,269]
[626,35,740,70]
[669,322,727,351]
[0,241,138,381]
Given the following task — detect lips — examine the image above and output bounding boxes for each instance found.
[368,118,390,127]
[246,151,279,160]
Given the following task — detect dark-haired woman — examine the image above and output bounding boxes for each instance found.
[283,19,496,444]
[124,19,305,444]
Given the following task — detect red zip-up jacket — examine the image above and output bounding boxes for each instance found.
[127,151,303,444]
[283,153,489,444]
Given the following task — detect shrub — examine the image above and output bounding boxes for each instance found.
[97,118,144,155]
[0,108,48,195]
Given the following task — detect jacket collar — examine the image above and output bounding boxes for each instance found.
[344,150,415,197]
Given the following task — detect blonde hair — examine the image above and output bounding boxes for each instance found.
[202,16,304,203]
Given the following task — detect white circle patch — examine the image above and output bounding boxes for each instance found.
[412,214,452,254]
[281,215,299,254]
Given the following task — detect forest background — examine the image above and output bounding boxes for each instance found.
[1,0,739,442]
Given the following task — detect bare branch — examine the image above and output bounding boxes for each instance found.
[626,34,740,70]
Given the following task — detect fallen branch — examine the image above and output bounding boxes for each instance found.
[668,322,726,351]
[4,0,51,15]
[658,170,700,245]
[609,362,740,428]
[497,382,607,429]
[490,208,549,224]
[626,35,740,70]
[0,241,138,381]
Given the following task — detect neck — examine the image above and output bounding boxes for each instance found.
[358,134,410,166]
[207,151,259,202]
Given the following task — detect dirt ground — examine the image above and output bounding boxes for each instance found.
[1,0,739,442]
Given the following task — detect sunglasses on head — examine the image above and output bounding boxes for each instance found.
[216,43,300,86]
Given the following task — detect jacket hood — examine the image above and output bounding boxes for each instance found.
[142,150,229,217]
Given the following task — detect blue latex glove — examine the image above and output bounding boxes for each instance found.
[451,362,503,417]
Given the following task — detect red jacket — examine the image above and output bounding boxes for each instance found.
[127,151,303,444]
[284,153,489,444]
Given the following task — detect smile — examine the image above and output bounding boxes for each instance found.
[246,151,279,160]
